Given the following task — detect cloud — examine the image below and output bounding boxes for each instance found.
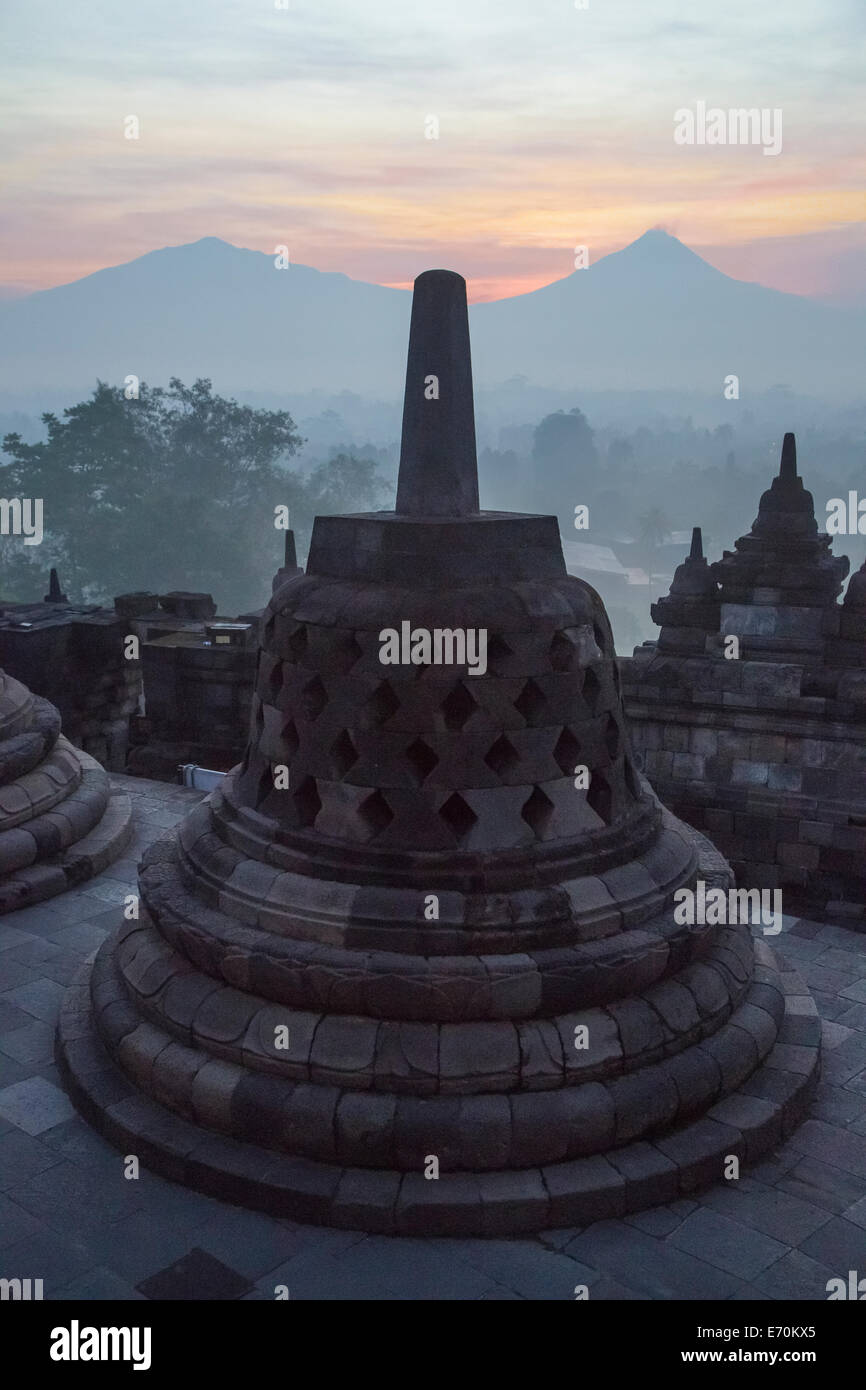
[2,0,863,300]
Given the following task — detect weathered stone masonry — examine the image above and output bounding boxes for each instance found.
[622,435,866,928]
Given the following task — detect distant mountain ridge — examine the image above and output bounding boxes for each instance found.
[0,230,862,401]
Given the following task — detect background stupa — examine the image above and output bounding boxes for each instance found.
[623,436,866,928]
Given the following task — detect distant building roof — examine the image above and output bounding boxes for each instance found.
[561,541,630,577]
[561,541,651,588]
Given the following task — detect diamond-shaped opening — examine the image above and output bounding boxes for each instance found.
[521,785,555,839]
[442,681,477,731]
[587,772,613,825]
[484,734,520,778]
[293,775,321,827]
[267,659,284,704]
[334,633,363,674]
[486,634,513,671]
[612,661,622,697]
[549,631,576,672]
[282,718,300,757]
[624,758,642,799]
[605,714,621,760]
[300,675,327,721]
[593,620,608,655]
[553,727,582,776]
[330,729,358,778]
[368,680,400,725]
[439,791,477,845]
[358,789,394,837]
[255,766,273,807]
[581,666,603,716]
[287,624,308,664]
[514,678,547,725]
[406,737,438,784]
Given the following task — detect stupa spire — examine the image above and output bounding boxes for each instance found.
[271,528,303,594]
[779,431,797,480]
[689,526,703,561]
[395,269,479,518]
[44,568,67,604]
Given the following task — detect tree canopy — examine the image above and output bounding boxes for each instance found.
[531,407,599,529]
[1,378,389,612]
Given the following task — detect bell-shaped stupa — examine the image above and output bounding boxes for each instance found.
[58,273,818,1235]
[0,669,131,911]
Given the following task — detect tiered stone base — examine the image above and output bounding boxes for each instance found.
[57,904,819,1235]
[0,732,133,914]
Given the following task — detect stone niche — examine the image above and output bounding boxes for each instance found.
[57,277,819,1236]
[622,435,866,928]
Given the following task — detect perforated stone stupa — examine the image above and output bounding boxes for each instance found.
[623,435,866,928]
[0,668,131,912]
[58,274,819,1235]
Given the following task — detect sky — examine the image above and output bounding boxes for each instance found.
[2,0,864,302]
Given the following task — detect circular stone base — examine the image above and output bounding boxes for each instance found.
[56,947,819,1237]
[0,750,133,914]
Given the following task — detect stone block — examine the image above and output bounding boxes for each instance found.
[673,752,705,779]
[541,1155,627,1226]
[798,819,833,847]
[768,765,802,792]
[778,842,819,871]
[732,760,769,787]
[663,726,690,752]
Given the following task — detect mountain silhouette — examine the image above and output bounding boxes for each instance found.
[0,231,862,401]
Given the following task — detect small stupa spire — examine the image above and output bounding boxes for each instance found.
[44,568,67,604]
[779,432,797,481]
[689,526,703,561]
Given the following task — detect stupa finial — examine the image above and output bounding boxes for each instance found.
[395,269,479,518]
[779,432,797,481]
[689,526,703,561]
[44,568,67,604]
[284,530,297,570]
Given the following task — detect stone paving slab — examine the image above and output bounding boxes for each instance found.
[0,776,864,1298]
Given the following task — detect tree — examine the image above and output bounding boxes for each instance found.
[531,407,598,530]
[1,378,305,612]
